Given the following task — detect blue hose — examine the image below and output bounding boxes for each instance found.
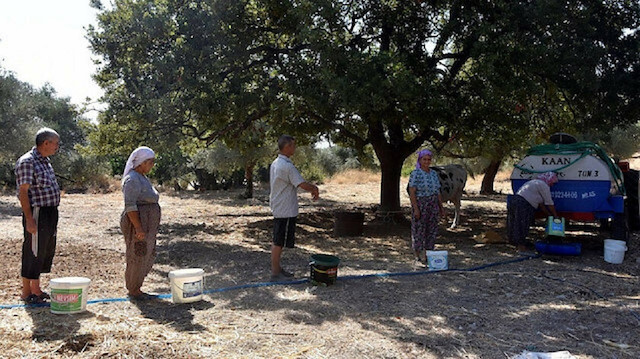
[0,254,539,310]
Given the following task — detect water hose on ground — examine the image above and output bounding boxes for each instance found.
[0,254,541,310]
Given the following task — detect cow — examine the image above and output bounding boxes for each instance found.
[432,164,467,228]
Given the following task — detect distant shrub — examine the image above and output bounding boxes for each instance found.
[313,145,378,178]
[53,152,113,192]
[327,169,379,184]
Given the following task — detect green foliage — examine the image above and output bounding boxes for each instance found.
[153,148,191,187]
[290,146,326,184]
[0,69,109,191]
[0,71,41,164]
[178,138,268,191]
[315,145,378,177]
[55,152,113,191]
[582,124,640,160]
[88,0,640,209]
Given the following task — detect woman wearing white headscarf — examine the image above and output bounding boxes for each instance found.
[120,146,160,299]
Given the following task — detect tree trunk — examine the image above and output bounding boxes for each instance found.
[244,163,254,199]
[480,158,502,195]
[378,157,405,213]
[367,118,433,218]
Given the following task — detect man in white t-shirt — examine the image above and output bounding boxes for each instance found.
[269,135,319,281]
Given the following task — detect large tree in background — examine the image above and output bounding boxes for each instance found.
[442,1,640,194]
[89,0,640,212]
[0,68,95,188]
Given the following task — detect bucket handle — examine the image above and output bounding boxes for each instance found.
[312,266,332,274]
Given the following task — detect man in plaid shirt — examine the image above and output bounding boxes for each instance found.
[15,127,61,304]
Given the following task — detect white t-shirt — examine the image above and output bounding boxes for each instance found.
[516,179,554,209]
[269,154,305,218]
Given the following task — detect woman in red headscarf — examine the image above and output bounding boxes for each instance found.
[407,149,445,264]
[508,172,559,253]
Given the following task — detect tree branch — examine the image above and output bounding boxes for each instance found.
[304,110,369,151]
[203,108,270,146]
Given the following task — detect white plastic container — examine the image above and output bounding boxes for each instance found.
[604,239,627,264]
[426,250,448,271]
[168,268,204,303]
[49,277,91,314]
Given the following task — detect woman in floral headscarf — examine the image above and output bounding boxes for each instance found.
[120,146,160,300]
[407,149,445,264]
[508,171,559,254]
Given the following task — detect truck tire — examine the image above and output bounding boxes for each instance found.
[611,209,628,241]
[623,170,640,230]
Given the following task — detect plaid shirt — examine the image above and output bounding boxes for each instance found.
[15,147,60,207]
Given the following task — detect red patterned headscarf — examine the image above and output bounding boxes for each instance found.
[415,149,433,169]
[537,172,558,186]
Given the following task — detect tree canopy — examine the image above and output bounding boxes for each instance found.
[0,68,100,189]
[89,0,640,210]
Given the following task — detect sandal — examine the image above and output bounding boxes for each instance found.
[518,251,538,257]
[37,291,50,300]
[21,294,44,305]
[128,292,155,301]
[279,268,294,278]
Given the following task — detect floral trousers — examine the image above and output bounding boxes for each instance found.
[411,194,439,251]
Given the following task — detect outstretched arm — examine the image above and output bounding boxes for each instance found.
[298,182,319,200]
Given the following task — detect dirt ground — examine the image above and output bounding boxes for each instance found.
[0,174,638,358]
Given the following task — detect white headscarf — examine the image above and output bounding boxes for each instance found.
[122,146,155,184]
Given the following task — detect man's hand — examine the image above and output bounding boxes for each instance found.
[300,182,320,200]
[25,217,37,234]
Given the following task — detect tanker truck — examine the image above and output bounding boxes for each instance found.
[509,135,628,241]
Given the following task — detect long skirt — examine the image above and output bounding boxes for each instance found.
[411,194,439,251]
[120,203,161,293]
[507,195,536,246]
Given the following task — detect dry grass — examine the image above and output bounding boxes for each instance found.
[326,169,380,185]
[0,178,639,358]
[327,168,515,194]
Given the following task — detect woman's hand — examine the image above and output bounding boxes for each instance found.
[126,211,146,241]
[134,227,146,241]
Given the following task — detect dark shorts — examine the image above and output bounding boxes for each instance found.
[273,217,296,248]
[21,206,58,279]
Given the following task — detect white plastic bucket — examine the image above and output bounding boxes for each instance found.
[426,250,448,271]
[49,277,91,314]
[168,268,204,304]
[604,239,627,264]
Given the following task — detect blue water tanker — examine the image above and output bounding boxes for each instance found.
[509,138,628,241]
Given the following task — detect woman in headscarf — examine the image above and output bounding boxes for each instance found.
[120,146,160,299]
[508,171,559,254]
[407,149,445,264]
